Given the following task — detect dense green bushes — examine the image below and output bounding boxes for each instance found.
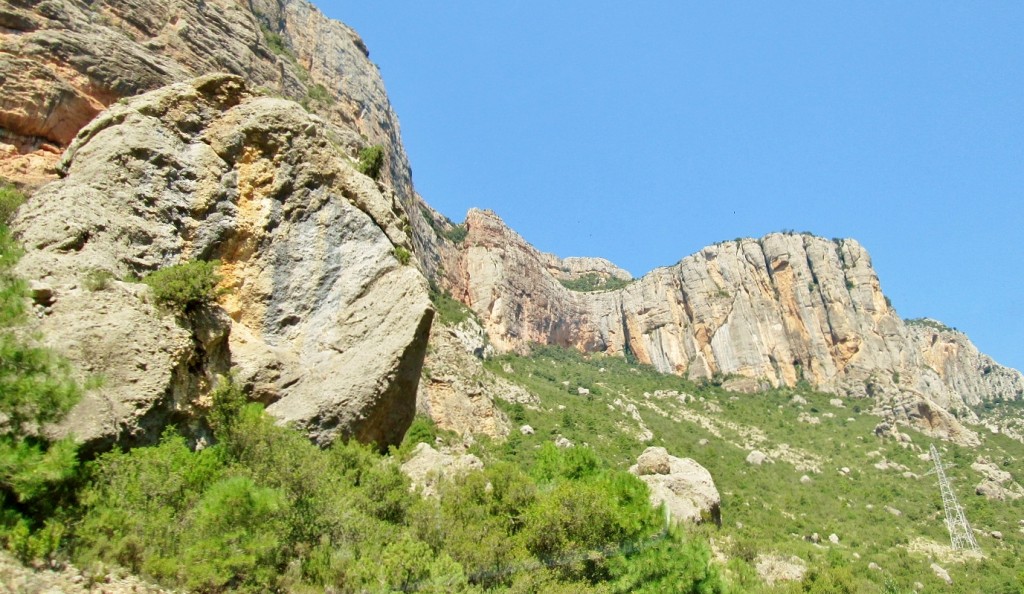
[143,259,225,314]
[0,211,82,562]
[357,144,385,179]
[68,387,730,592]
[0,181,25,225]
[558,273,632,293]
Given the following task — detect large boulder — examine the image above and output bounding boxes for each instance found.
[14,74,432,451]
[755,555,807,586]
[629,446,721,525]
[972,457,1024,501]
[400,442,483,498]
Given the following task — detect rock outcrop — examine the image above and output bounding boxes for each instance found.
[629,446,721,525]
[400,442,483,498]
[0,0,411,207]
[13,74,432,451]
[972,457,1024,501]
[754,554,807,586]
[432,209,1023,443]
[415,315,513,439]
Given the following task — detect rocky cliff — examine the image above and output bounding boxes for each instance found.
[0,0,412,202]
[2,0,438,450]
[13,74,432,451]
[431,209,1023,444]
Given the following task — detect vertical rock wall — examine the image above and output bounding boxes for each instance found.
[432,209,1023,444]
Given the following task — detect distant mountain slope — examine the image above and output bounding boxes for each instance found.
[426,208,1023,444]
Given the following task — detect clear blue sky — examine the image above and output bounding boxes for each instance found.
[317,2,1023,373]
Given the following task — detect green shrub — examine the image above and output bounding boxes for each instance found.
[309,83,331,102]
[393,246,412,265]
[559,273,632,293]
[357,145,385,179]
[429,289,476,327]
[443,224,468,244]
[302,83,334,110]
[180,476,288,592]
[142,259,224,314]
[0,182,25,225]
[402,415,438,450]
[83,269,114,292]
[260,24,295,62]
[608,526,728,594]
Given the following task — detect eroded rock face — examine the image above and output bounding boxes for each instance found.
[14,74,432,450]
[972,457,1024,501]
[629,446,721,525]
[415,316,511,439]
[434,209,1023,444]
[400,442,483,498]
[0,0,410,207]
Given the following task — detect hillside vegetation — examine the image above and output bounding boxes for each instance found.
[482,345,1024,593]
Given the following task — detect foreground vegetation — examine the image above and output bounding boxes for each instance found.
[7,381,732,593]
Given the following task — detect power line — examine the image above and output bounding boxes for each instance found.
[927,444,980,553]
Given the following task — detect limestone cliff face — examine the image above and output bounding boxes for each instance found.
[0,0,412,209]
[13,75,432,451]
[435,209,1023,443]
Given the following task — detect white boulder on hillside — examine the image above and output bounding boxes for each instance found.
[400,443,483,498]
[629,447,721,525]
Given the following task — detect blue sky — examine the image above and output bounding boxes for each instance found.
[317,2,1023,373]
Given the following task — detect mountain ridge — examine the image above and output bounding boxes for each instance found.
[422,207,1022,445]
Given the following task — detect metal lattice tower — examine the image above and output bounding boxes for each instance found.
[928,444,981,553]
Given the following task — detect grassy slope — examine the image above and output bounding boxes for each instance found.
[481,346,1024,593]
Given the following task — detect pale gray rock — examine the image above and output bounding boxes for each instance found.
[400,442,483,498]
[14,75,432,450]
[0,551,172,594]
[636,446,672,475]
[754,554,806,586]
[931,563,952,585]
[972,458,1024,501]
[1,0,414,211]
[415,314,525,439]
[630,446,721,525]
[746,450,771,466]
[554,436,574,448]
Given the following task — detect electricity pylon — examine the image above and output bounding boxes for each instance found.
[927,444,981,553]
